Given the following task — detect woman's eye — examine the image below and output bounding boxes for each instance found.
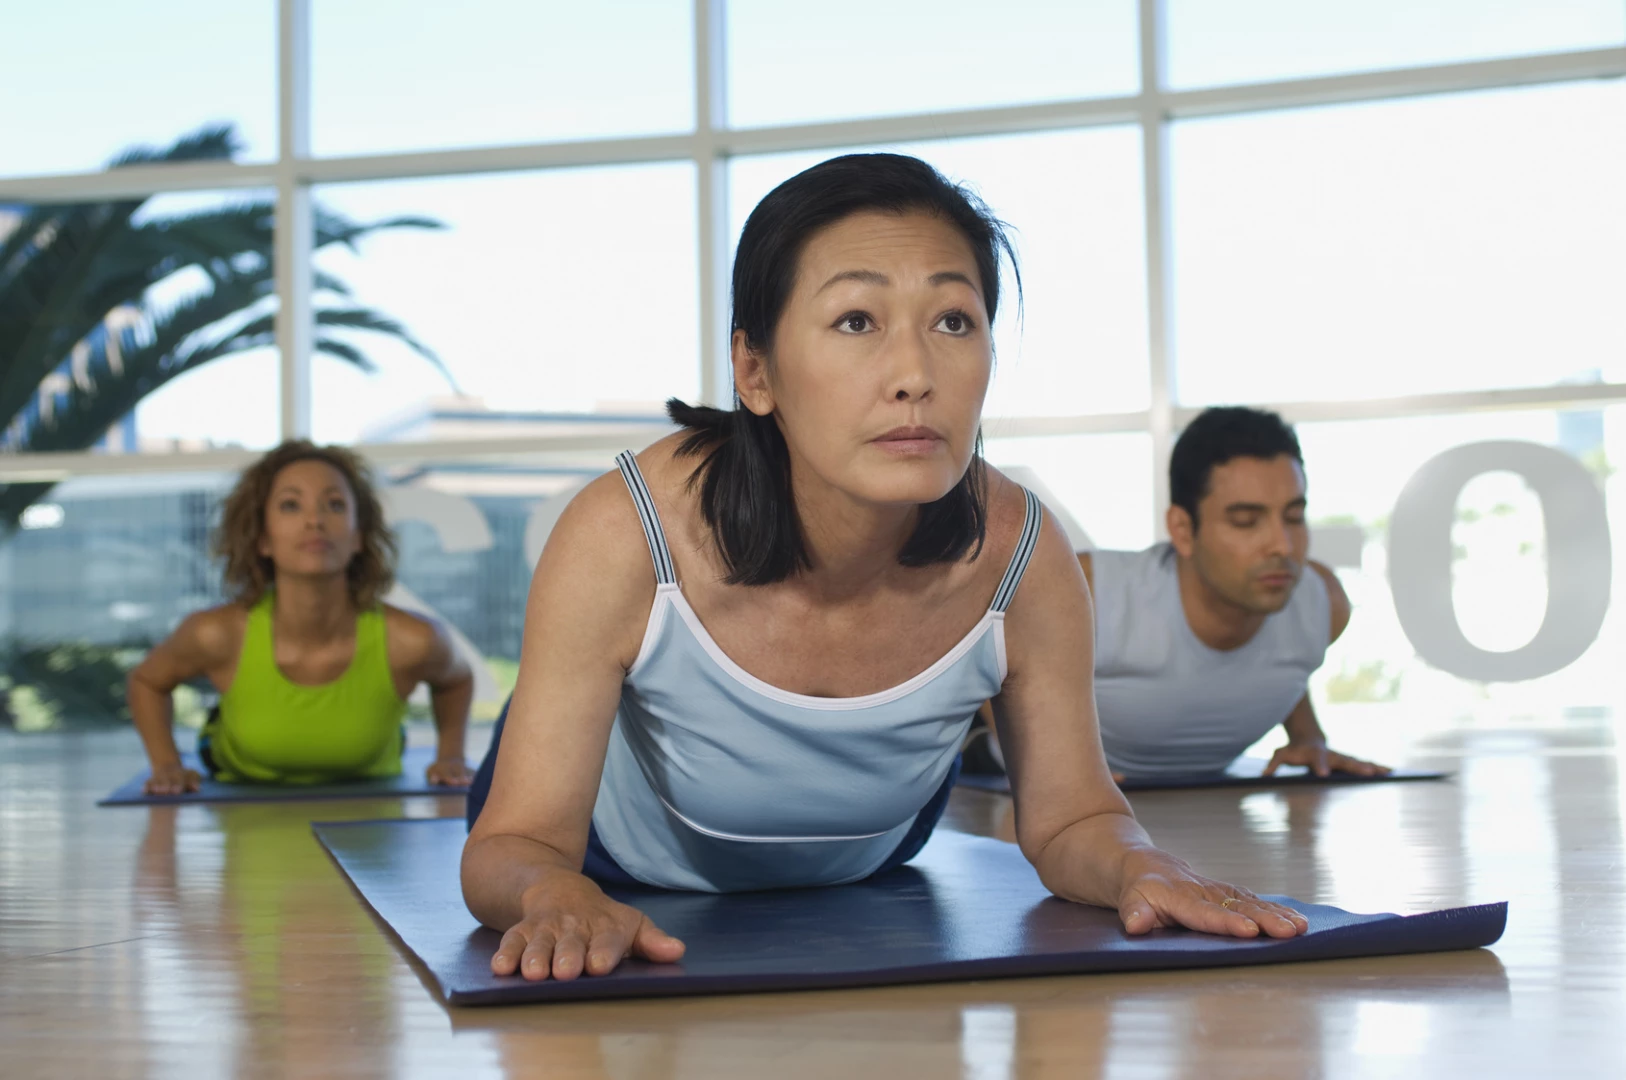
[835,313,873,334]
[279,500,299,512]
[329,499,347,512]
[935,311,974,335]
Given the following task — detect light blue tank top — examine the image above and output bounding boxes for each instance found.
[1091,544,1331,778]
[591,452,1041,893]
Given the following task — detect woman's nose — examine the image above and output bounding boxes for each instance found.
[888,333,933,402]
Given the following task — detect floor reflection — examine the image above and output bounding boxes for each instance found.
[127,793,468,1078]
[2,724,1622,1079]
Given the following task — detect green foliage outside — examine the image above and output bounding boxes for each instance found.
[0,642,211,732]
[1324,660,1403,704]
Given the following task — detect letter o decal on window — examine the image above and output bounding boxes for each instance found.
[1387,440,1611,682]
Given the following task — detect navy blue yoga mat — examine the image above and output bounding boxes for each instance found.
[313,818,1505,1006]
[99,746,468,806]
[958,759,1450,796]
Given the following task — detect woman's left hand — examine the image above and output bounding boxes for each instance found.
[426,756,475,786]
[1116,850,1309,939]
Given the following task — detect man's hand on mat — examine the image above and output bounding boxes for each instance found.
[491,873,686,981]
[144,762,201,795]
[425,757,475,786]
[1117,851,1309,940]
[1263,739,1390,779]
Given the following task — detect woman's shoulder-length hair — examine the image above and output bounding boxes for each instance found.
[214,439,397,609]
[668,152,1020,587]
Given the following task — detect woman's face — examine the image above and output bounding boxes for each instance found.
[738,210,993,510]
[257,459,362,580]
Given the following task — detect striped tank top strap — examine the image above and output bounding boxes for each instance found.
[990,488,1043,614]
[615,450,676,585]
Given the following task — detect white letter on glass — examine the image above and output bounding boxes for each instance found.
[1388,440,1611,682]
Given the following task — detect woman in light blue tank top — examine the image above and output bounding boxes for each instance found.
[463,153,1309,984]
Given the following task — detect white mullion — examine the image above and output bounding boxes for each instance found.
[0,161,276,202]
[695,0,732,407]
[301,134,700,186]
[1140,0,1175,541]
[274,0,313,441]
[1169,45,1626,120]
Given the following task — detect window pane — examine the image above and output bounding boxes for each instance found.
[312,1,694,157]
[0,472,232,729]
[729,128,1149,416]
[380,452,614,719]
[984,432,1155,552]
[1291,408,1626,762]
[726,0,1139,129]
[1167,0,1626,90]
[0,1,275,178]
[1171,81,1626,407]
[0,190,280,465]
[310,164,698,445]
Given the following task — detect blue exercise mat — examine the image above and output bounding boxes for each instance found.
[958,758,1449,795]
[99,746,468,806]
[313,817,1505,1006]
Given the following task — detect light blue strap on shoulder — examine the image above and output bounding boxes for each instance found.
[990,488,1043,613]
[615,450,676,585]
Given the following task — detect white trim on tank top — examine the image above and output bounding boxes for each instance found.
[627,583,1009,712]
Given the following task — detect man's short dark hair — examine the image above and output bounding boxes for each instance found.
[1170,406,1303,528]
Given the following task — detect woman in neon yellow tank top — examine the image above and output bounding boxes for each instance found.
[127,441,476,794]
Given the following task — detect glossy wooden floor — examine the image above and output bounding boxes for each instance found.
[3,717,1623,1080]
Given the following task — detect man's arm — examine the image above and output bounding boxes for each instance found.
[1262,562,1388,777]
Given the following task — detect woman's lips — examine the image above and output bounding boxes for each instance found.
[872,426,944,455]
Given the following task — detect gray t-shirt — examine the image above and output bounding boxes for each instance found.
[1091,543,1331,777]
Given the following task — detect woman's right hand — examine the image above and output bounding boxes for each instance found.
[144,762,202,795]
[491,871,686,981]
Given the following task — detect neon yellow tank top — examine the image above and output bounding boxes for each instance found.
[207,594,407,784]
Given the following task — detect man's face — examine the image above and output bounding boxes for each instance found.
[1170,454,1309,615]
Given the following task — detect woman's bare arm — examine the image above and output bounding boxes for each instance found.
[992,497,1307,939]
[126,608,241,794]
[460,465,685,980]
[385,608,476,785]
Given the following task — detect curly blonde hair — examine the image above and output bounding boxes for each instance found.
[215,440,397,610]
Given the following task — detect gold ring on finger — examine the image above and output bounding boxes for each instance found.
[1220,897,1237,910]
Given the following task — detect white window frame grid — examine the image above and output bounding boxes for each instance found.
[1,0,1623,539]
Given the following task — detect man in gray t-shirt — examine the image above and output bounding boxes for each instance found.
[969,406,1387,781]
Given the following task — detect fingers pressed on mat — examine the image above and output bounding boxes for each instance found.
[491,927,529,976]
[633,916,686,960]
[1235,899,1308,938]
[585,925,632,976]
[551,930,593,981]
[520,931,559,982]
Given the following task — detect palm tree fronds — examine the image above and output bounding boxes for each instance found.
[104,124,239,171]
[0,122,449,529]
[315,307,454,388]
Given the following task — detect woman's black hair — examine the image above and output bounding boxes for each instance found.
[667,152,1020,586]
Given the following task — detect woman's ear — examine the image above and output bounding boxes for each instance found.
[732,330,775,417]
